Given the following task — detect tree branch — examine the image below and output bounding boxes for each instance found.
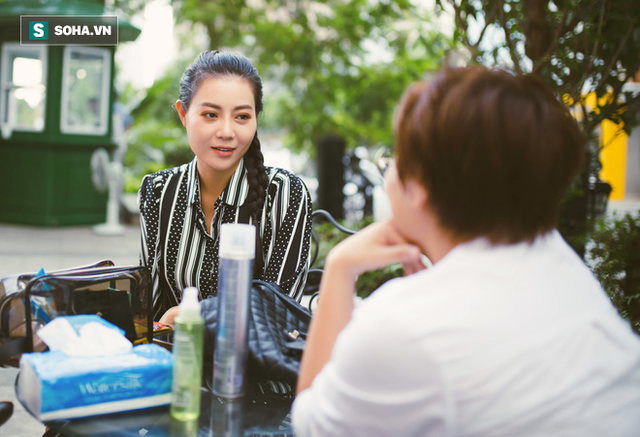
[448,0,472,47]
[447,0,497,62]
[569,0,605,103]
[497,0,523,74]
[595,20,637,94]
[475,2,500,49]
[532,8,569,76]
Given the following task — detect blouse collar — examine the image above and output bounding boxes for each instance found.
[187,157,249,208]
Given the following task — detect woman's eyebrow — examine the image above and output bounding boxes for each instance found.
[199,102,254,111]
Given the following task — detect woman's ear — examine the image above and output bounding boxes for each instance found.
[175,100,187,127]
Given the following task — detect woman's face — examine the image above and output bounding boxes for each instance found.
[177,75,257,180]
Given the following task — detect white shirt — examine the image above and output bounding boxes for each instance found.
[292,231,640,436]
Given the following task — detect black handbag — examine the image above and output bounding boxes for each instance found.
[201,280,312,386]
[0,261,152,365]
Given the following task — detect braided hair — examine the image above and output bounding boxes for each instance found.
[179,50,270,275]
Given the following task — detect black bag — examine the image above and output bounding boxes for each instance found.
[201,280,312,386]
[0,261,152,365]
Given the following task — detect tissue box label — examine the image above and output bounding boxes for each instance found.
[20,344,173,419]
[41,355,169,413]
[79,377,143,396]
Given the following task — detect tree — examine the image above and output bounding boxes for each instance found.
[168,0,448,152]
[588,211,640,334]
[120,1,450,193]
[439,0,640,161]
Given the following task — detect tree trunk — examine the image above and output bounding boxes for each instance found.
[522,0,551,65]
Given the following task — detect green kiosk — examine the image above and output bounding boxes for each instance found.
[0,0,140,226]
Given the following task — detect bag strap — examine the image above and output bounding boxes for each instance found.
[0,278,38,362]
[0,337,29,364]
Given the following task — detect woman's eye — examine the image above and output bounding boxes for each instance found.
[237,114,250,120]
[203,112,217,119]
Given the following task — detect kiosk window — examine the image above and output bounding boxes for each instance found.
[60,47,110,136]
[0,43,47,139]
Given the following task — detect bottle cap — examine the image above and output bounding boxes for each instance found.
[179,287,201,319]
[219,224,256,259]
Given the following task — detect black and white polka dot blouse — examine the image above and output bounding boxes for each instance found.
[138,157,312,320]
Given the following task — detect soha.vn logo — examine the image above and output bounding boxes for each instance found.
[29,21,48,40]
[53,24,113,36]
[29,21,112,39]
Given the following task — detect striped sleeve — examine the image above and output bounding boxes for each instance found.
[138,169,182,320]
[261,171,313,302]
[138,173,165,318]
[138,174,157,273]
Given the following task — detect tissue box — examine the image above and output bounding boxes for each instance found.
[18,343,173,421]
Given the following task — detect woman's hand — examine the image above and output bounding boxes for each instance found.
[159,306,180,326]
[326,220,425,280]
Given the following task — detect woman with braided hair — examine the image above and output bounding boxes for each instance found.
[138,50,312,322]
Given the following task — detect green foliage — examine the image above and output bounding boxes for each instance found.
[121,55,196,193]
[356,263,405,298]
[122,117,186,193]
[311,220,352,269]
[120,1,450,188]
[170,0,448,152]
[115,1,452,191]
[441,0,640,160]
[587,211,640,334]
[312,216,405,298]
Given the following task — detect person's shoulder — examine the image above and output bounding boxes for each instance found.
[266,166,309,190]
[139,163,192,206]
[142,163,191,188]
[266,165,294,180]
[147,162,190,180]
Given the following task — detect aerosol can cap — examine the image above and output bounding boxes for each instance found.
[219,223,256,260]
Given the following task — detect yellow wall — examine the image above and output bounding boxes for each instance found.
[581,92,628,200]
[600,120,628,200]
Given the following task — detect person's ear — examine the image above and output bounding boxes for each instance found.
[405,179,428,212]
[175,100,187,127]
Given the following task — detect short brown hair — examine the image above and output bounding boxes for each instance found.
[395,67,584,244]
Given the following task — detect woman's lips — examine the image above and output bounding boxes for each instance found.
[211,146,234,157]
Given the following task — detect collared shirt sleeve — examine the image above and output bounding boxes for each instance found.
[138,173,157,274]
[138,172,169,317]
[260,169,313,302]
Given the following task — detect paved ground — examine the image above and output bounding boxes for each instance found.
[608,196,640,216]
[0,223,140,436]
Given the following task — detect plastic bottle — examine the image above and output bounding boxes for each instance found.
[213,223,255,398]
[170,286,204,421]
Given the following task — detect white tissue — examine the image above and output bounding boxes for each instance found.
[37,317,133,357]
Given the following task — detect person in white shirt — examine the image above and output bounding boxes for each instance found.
[292,67,640,436]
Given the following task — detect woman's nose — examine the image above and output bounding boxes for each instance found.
[216,118,234,139]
